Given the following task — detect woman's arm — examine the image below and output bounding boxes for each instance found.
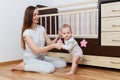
[44,32,59,45]
[24,36,61,54]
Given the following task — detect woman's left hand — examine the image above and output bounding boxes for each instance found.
[54,43,62,50]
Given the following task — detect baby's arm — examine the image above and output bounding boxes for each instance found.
[62,42,74,50]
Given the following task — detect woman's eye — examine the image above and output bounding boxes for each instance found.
[33,13,38,16]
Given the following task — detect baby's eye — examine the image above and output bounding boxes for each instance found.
[63,33,66,35]
[67,32,70,34]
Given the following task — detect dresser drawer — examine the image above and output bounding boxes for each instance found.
[101,2,120,17]
[102,17,120,31]
[81,55,120,69]
[101,32,120,46]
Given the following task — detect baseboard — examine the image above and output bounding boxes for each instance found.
[0,59,23,66]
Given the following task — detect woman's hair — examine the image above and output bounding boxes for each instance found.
[21,6,35,50]
[60,24,72,32]
[35,5,45,25]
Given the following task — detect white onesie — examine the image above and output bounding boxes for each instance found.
[62,37,83,57]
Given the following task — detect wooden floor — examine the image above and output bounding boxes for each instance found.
[0,63,120,80]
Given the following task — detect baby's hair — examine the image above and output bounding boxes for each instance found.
[60,24,72,32]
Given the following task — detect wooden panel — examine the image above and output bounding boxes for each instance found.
[37,5,58,35]
[47,52,120,69]
[101,17,120,31]
[81,55,120,69]
[50,38,120,57]
[99,1,120,58]
[101,1,120,17]
[99,0,119,3]
[101,32,120,46]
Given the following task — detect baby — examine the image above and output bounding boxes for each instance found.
[60,24,83,75]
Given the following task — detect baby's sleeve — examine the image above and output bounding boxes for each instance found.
[62,42,74,50]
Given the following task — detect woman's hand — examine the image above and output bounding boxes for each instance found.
[58,31,62,38]
[54,43,62,50]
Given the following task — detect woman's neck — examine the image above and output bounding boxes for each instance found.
[31,24,37,30]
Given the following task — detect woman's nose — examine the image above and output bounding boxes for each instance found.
[36,15,39,18]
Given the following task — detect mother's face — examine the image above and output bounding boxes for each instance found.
[32,9,39,24]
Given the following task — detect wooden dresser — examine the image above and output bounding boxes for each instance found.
[101,1,120,46]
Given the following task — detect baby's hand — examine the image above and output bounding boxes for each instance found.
[54,43,62,50]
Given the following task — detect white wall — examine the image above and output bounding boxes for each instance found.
[0,0,54,62]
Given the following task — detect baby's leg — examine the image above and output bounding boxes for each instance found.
[66,55,80,75]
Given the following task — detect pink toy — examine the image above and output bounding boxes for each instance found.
[57,38,63,44]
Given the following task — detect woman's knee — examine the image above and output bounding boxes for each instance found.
[54,59,67,68]
[60,60,67,68]
[44,64,55,73]
[24,62,55,74]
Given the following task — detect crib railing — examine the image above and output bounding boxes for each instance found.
[39,0,98,38]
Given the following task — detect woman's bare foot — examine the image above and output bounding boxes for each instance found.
[66,71,74,75]
[11,62,24,71]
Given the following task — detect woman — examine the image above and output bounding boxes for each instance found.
[11,6,66,73]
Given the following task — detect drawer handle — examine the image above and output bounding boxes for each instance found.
[112,25,120,27]
[112,9,120,12]
[110,61,120,64]
[112,39,120,42]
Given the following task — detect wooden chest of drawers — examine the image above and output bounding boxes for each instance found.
[101,1,120,46]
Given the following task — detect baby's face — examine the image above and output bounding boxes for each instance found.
[61,27,72,40]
